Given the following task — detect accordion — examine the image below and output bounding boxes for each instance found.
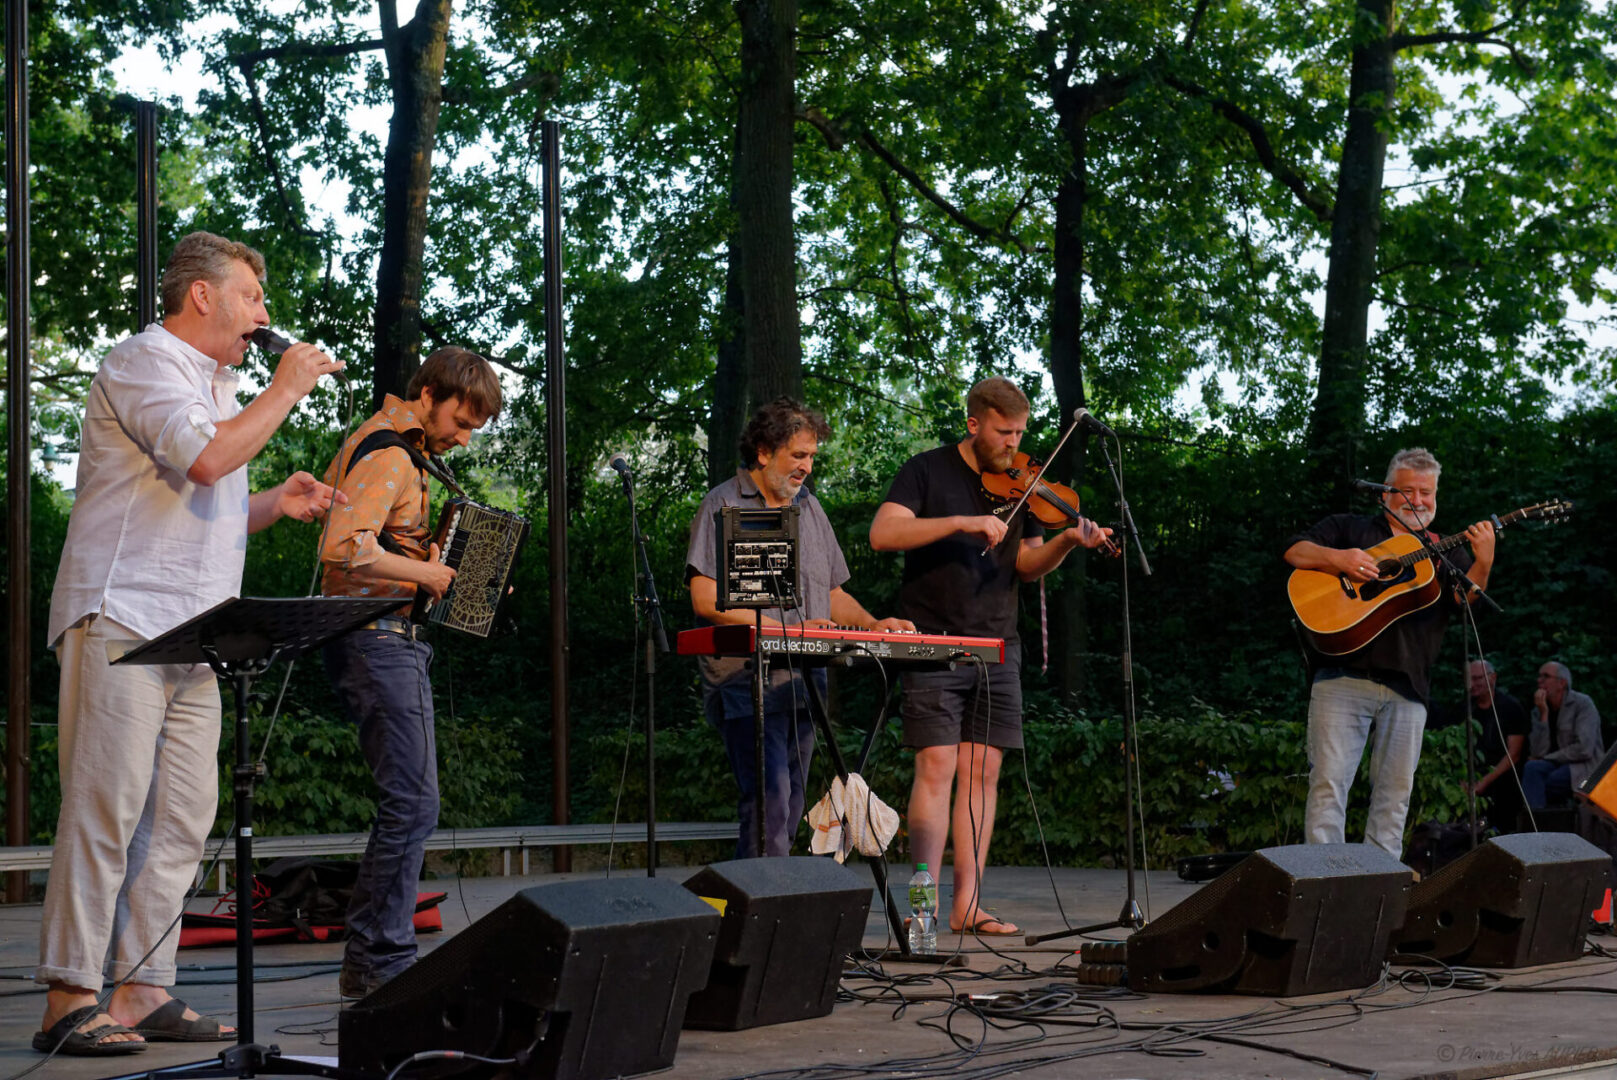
[412,498,530,637]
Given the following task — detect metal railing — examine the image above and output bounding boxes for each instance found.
[0,821,740,882]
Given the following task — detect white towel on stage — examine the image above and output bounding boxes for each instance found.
[807,773,899,863]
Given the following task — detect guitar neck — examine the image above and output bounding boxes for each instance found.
[1392,508,1526,569]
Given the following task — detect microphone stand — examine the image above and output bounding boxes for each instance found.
[618,463,670,874]
[1379,487,1499,851]
[1462,645,1481,849]
[1026,430,1150,946]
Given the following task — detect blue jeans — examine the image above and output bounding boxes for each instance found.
[324,629,438,978]
[1520,759,1572,809]
[1305,671,1427,857]
[704,674,820,858]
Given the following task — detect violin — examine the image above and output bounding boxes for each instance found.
[980,452,1121,556]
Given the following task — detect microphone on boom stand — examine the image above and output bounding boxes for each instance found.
[611,448,670,873]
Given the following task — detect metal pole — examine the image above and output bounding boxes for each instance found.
[541,121,571,872]
[135,101,158,329]
[5,0,33,904]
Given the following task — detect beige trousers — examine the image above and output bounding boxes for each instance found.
[36,615,221,990]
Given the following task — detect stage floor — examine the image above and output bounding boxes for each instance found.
[3,864,1615,1080]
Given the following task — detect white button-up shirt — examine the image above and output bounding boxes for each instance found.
[47,323,249,647]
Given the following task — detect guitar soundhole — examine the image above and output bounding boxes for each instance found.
[1358,565,1415,601]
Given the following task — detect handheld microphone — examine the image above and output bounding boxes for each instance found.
[608,452,632,478]
[251,327,347,385]
[1072,407,1117,439]
[249,327,294,354]
[1351,478,1396,493]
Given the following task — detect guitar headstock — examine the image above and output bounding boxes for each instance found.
[1511,499,1575,525]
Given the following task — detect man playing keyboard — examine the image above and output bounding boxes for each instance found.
[685,398,913,857]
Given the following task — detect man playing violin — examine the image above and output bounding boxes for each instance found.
[870,377,1112,937]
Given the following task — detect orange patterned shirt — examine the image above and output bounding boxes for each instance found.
[319,394,434,606]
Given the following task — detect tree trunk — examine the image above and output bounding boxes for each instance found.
[372,0,452,408]
[1048,101,1093,701]
[709,227,748,486]
[734,0,801,407]
[1307,0,1394,504]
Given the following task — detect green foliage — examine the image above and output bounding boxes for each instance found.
[0,707,67,843]
[576,697,1478,867]
[217,705,525,838]
[6,0,1616,865]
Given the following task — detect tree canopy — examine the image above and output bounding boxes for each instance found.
[4,0,1615,846]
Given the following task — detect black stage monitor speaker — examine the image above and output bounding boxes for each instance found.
[1390,832,1613,967]
[338,877,720,1080]
[681,856,872,1030]
[1127,843,1411,996]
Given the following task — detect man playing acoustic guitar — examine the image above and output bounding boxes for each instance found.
[1283,448,1495,858]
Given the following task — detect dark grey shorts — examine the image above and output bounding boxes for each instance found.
[901,644,1024,750]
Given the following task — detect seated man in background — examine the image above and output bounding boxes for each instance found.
[1464,659,1530,829]
[1522,661,1604,809]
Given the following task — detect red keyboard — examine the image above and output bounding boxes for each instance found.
[676,625,1003,666]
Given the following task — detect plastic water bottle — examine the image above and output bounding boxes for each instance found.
[907,863,938,954]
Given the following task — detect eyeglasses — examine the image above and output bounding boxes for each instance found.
[1537,673,1562,681]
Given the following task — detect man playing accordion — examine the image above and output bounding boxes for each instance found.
[317,346,502,998]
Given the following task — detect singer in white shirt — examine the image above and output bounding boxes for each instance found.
[34,231,345,1056]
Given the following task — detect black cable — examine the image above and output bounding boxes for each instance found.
[603,589,642,877]
[1458,603,1532,830]
[255,373,358,765]
[952,654,1034,969]
[383,1048,522,1080]
[437,651,475,929]
[821,951,1617,1080]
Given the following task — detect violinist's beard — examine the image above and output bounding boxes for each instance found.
[974,434,1016,474]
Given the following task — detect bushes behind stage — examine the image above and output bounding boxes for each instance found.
[578,698,1480,868]
[0,671,1489,869]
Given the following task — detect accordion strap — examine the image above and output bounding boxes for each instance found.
[342,428,467,498]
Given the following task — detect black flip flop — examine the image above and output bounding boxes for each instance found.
[32,1004,148,1056]
[950,915,1020,936]
[132,999,235,1042]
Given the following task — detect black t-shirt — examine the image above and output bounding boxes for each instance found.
[1286,512,1476,705]
[1475,689,1531,765]
[882,443,1042,641]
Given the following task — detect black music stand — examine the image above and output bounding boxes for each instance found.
[110,596,404,1080]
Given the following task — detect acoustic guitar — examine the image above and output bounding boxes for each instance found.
[1288,500,1573,655]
